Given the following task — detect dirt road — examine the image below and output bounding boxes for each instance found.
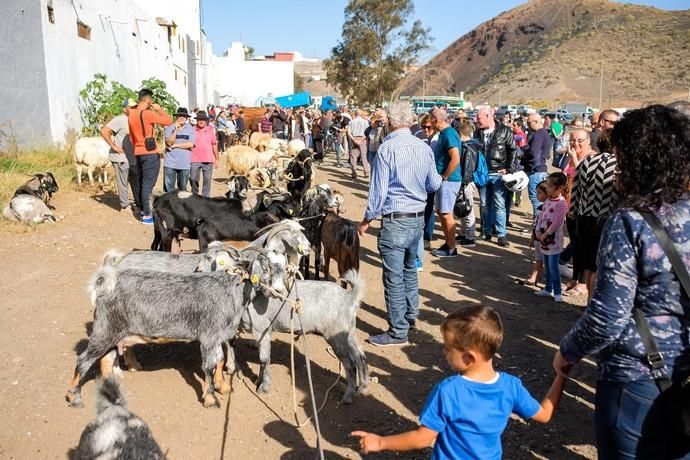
[0,158,597,459]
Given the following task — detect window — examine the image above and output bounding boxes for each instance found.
[184,75,187,86]
[47,5,55,24]
[174,69,178,80]
[77,20,91,40]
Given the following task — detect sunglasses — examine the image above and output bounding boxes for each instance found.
[423,125,433,129]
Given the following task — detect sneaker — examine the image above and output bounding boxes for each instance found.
[120,205,131,213]
[506,222,514,228]
[408,320,417,330]
[534,290,554,298]
[554,294,564,303]
[482,234,492,242]
[497,236,510,247]
[423,240,431,251]
[141,214,154,225]
[416,259,423,272]
[432,245,457,258]
[367,333,408,347]
[459,237,477,248]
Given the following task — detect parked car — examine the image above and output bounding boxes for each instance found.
[538,108,550,117]
[544,111,574,123]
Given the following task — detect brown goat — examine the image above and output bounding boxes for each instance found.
[321,211,360,286]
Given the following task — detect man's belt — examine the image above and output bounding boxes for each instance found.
[383,211,424,219]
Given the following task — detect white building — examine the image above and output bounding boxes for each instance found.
[0,0,210,149]
[0,2,295,149]
[213,42,294,107]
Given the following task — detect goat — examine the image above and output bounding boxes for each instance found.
[74,137,111,185]
[226,145,276,176]
[267,138,288,153]
[66,249,290,408]
[224,270,369,404]
[321,211,360,286]
[70,377,164,459]
[3,173,63,223]
[286,139,306,158]
[285,149,314,202]
[249,132,271,152]
[298,184,340,280]
[150,191,278,253]
[226,175,299,220]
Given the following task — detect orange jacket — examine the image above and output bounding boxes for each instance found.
[128,107,172,155]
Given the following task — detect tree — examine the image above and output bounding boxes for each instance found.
[139,77,178,116]
[324,0,431,105]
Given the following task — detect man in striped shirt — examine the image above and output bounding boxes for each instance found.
[359,101,443,347]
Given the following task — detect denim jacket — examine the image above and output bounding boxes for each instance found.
[560,199,690,382]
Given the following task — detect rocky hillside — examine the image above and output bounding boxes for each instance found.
[400,0,690,107]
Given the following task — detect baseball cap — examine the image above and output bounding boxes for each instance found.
[122,98,137,108]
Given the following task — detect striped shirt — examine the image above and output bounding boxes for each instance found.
[364,129,442,222]
[570,152,617,218]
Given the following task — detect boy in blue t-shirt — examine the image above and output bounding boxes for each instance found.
[352,305,566,459]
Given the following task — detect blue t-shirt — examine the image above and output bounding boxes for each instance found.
[420,373,540,460]
[163,123,195,170]
[434,127,462,182]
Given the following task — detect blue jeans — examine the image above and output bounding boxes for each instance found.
[543,253,562,295]
[163,167,189,193]
[479,174,507,238]
[137,154,160,214]
[377,215,423,339]
[527,171,548,220]
[595,379,690,460]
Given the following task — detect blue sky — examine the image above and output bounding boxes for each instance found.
[200,0,690,60]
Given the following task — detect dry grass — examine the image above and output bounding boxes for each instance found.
[0,147,77,233]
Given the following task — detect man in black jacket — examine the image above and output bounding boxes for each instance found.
[523,114,551,219]
[473,107,518,247]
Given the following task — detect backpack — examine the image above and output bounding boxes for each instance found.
[464,138,489,187]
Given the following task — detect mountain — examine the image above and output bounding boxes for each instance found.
[400,0,690,108]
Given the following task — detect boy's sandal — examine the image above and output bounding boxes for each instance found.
[563,286,586,297]
[515,279,537,286]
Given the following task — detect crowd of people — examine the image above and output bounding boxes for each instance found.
[99,91,690,458]
[352,100,690,459]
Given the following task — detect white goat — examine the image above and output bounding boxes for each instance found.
[286,139,306,157]
[249,132,271,152]
[74,137,111,185]
[226,145,277,176]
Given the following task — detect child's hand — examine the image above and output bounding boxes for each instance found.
[351,431,383,453]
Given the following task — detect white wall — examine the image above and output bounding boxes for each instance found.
[213,42,294,106]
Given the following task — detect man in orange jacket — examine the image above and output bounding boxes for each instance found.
[128,88,172,224]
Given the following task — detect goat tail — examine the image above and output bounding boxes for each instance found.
[343,224,359,248]
[88,265,117,307]
[341,269,364,306]
[96,376,128,414]
[2,205,19,222]
[101,249,124,269]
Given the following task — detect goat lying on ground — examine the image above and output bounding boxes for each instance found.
[298,184,341,280]
[223,269,369,404]
[70,377,164,460]
[151,191,279,253]
[321,209,360,285]
[66,248,290,408]
[3,172,63,223]
[74,137,111,185]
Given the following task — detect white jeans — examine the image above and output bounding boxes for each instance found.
[458,183,477,240]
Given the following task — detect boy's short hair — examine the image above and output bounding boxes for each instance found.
[457,118,473,137]
[441,305,503,359]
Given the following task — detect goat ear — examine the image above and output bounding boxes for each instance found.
[249,260,262,285]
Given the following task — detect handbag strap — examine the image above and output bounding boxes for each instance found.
[138,109,147,139]
[633,210,690,391]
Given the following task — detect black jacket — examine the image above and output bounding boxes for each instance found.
[473,124,518,173]
[460,138,482,185]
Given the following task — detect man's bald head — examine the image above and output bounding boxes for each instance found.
[527,113,543,130]
[431,108,449,130]
[476,107,495,129]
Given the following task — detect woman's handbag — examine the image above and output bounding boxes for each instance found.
[552,150,569,170]
[634,210,690,444]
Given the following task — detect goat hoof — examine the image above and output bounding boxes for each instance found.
[256,382,271,394]
[357,385,370,396]
[66,389,83,408]
[202,393,221,408]
[215,380,231,395]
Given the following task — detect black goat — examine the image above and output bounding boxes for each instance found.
[286,149,313,202]
[227,175,300,220]
[298,184,340,280]
[151,191,278,253]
